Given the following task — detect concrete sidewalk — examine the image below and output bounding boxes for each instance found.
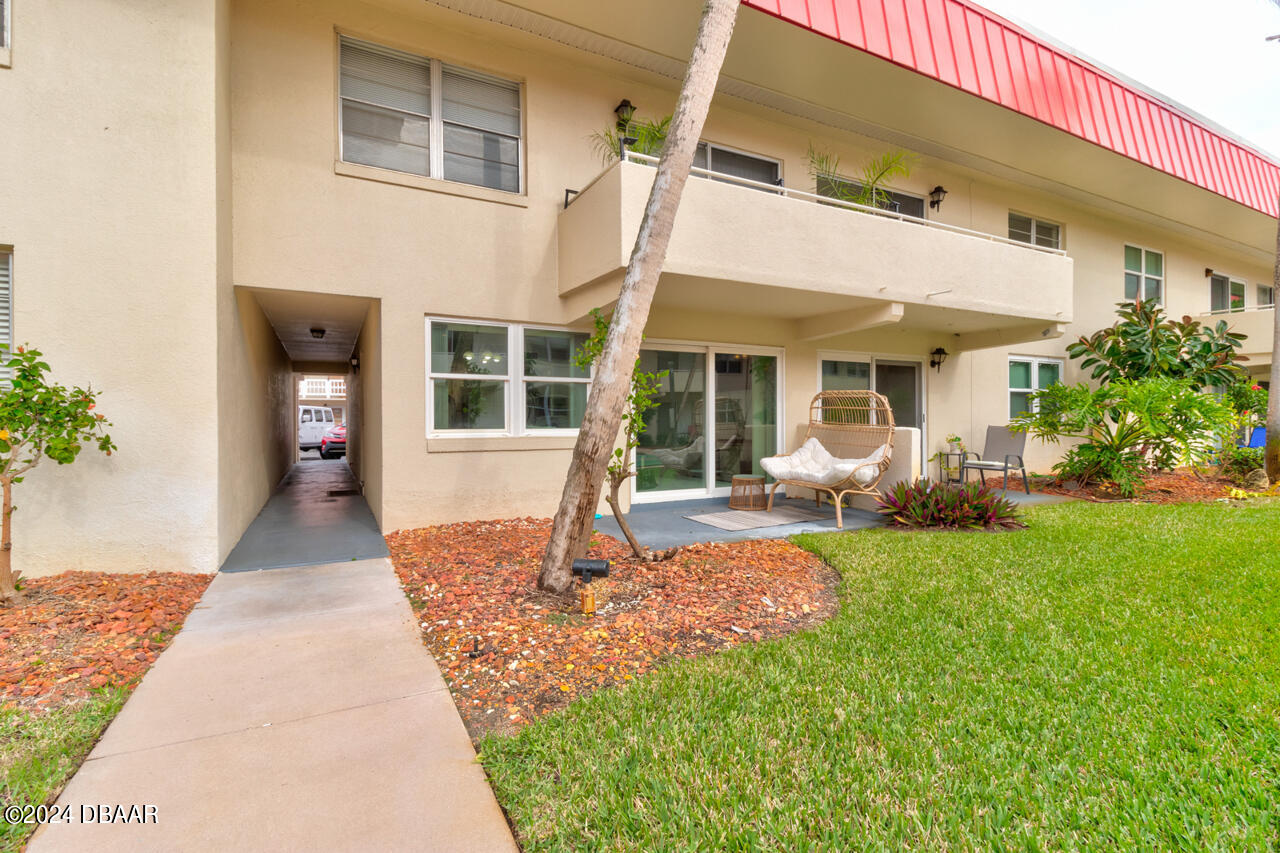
[30,559,517,852]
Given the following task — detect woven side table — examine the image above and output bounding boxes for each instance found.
[728,474,767,510]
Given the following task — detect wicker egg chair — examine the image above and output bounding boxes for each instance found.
[763,390,896,529]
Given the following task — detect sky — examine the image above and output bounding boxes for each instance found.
[974,0,1280,158]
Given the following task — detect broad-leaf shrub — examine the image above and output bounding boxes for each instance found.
[1066,298,1247,390]
[1011,377,1232,497]
[877,480,1025,530]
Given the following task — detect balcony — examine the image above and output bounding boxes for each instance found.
[559,156,1074,348]
[298,378,347,400]
[1193,306,1274,365]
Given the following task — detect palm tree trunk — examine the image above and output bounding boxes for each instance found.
[1266,190,1280,481]
[537,0,740,593]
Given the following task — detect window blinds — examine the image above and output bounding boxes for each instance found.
[0,252,11,383]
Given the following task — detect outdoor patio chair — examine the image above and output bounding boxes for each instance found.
[760,390,895,529]
[960,425,1030,494]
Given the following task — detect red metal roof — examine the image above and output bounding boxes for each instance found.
[742,0,1280,217]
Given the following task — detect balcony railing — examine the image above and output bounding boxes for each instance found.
[609,150,1066,257]
[299,379,347,399]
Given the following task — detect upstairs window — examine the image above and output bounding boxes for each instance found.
[0,0,10,66]
[816,176,926,218]
[1008,213,1061,249]
[339,38,521,193]
[1210,274,1246,313]
[1258,284,1274,308]
[1124,244,1163,304]
[693,143,780,188]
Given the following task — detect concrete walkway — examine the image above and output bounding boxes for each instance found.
[220,461,389,572]
[31,558,517,852]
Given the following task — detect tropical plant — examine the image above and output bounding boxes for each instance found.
[1010,376,1233,497]
[572,310,667,559]
[806,145,915,210]
[590,115,672,166]
[1221,445,1265,485]
[0,346,116,603]
[876,479,1024,530]
[539,0,740,593]
[1066,298,1248,390]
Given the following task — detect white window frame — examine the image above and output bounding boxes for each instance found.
[695,141,783,186]
[0,248,11,384]
[338,36,524,194]
[1256,284,1274,309]
[1008,211,1062,250]
[0,0,11,67]
[1209,273,1248,314]
[815,350,928,463]
[1123,243,1164,305]
[1008,356,1063,418]
[629,339,786,504]
[425,318,591,437]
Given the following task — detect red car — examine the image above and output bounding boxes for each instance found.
[319,424,347,459]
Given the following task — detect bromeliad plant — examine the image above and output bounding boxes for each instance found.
[573,310,666,559]
[877,479,1025,530]
[0,346,116,603]
[1010,376,1233,497]
[1067,298,1247,390]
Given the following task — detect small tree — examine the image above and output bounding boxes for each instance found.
[1066,298,1247,390]
[0,346,116,603]
[573,310,666,558]
[1010,377,1233,497]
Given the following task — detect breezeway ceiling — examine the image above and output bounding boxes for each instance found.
[249,288,372,363]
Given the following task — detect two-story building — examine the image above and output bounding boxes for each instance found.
[1,0,1276,575]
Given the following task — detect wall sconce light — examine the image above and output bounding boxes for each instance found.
[349,355,360,374]
[613,99,636,131]
[929,347,949,372]
[1205,267,1215,277]
[928,186,948,210]
[310,327,326,339]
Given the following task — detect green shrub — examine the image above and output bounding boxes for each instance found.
[1221,446,1264,484]
[876,479,1025,530]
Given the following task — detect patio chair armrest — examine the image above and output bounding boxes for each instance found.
[1003,454,1025,467]
[962,451,980,462]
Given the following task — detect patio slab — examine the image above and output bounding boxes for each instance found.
[595,497,884,550]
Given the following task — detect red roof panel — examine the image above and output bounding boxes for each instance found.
[741,0,1280,216]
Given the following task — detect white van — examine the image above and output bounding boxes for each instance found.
[299,406,335,451]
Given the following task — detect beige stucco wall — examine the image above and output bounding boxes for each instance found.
[216,290,292,562]
[1,0,226,575]
[225,0,1275,533]
[355,300,384,527]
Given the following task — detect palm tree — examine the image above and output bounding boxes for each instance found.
[1267,1,1280,480]
[538,0,741,593]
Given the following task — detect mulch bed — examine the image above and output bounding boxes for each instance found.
[997,470,1246,503]
[388,519,839,740]
[0,572,211,712]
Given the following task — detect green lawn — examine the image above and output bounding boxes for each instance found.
[0,689,128,852]
[481,502,1280,850]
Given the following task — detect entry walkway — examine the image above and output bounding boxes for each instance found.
[220,460,388,572]
[30,558,517,852]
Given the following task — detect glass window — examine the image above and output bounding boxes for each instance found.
[694,143,781,190]
[301,409,313,423]
[1009,357,1063,419]
[340,38,522,193]
[818,176,926,218]
[0,250,11,384]
[1259,285,1275,308]
[1210,275,1248,313]
[1008,213,1061,249]
[427,321,592,434]
[324,410,333,423]
[821,359,871,391]
[1124,245,1163,304]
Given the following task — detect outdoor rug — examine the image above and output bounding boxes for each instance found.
[685,504,830,531]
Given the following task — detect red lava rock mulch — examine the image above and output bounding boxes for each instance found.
[1000,470,1244,503]
[388,519,839,740]
[0,572,211,712]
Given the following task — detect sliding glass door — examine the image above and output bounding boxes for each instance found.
[634,345,781,501]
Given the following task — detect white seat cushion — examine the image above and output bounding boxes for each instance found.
[762,439,890,487]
